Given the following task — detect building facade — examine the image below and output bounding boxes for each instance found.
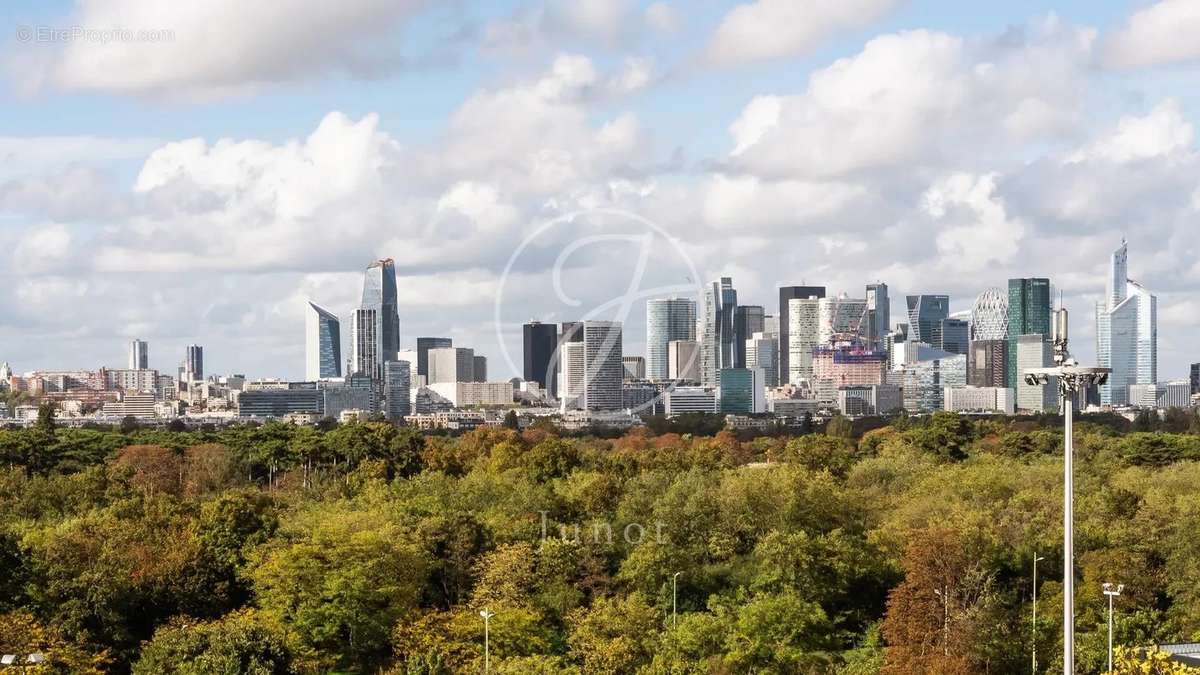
[305,302,342,381]
[522,322,558,396]
[865,283,890,347]
[428,347,476,384]
[1096,241,1157,406]
[1007,277,1051,389]
[128,339,149,370]
[719,368,766,413]
[732,304,764,369]
[818,295,868,345]
[383,360,411,420]
[646,298,696,381]
[668,340,701,382]
[1016,334,1056,413]
[745,332,778,388]
[968,339,1008,388]
[351,258,401,380]
[778,286,826,387]
[582,321,624,411]
[416,337,453,383]
[906,295,950,346]
[787,297,822,385]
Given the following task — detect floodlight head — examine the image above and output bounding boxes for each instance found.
[479,609,495,619]
[1103,582,1113,592]
[1097,373,1108,386]
[1025,374,1040,386]
[26,654,45,664]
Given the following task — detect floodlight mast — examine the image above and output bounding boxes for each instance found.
[1024,307,1109,675]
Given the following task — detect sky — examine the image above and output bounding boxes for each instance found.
[1,0,1198,382]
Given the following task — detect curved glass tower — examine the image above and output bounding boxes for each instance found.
[305,302,342,380]
[646,298,696,381]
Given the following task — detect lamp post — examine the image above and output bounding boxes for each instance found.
[672,572,681,630]
[1024,307,1110,675]
[1033,554,1045,675]
[479,608,495,674]
[1102,583,1124,673]
[933,587,949,657]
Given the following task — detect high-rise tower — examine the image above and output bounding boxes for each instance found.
[305,302,342,381]
[1096,241,1157,406]
[128,339,149,370]
[1007,278,1051,388]
[351,259,401,380]
[646,298,697,380]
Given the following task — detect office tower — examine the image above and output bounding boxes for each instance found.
[719,278,737,374]
[905,295,950,345]
[559,341,586,411]
[968,339,1008,388]
[622,356,645,380]
[1016,334,1056,412]
[818,295,868,345]
[428,347,475,384]
[1096,241,1157,406]
[733,305,764,368]
[719,368,766,413]
[1007,278,1052,389]
[746,332,778,388]
[582,321,624,410]
[523,322,558,396]
[865,283,889,346]
[787,297,821,384]
[699,281,723,385]
[1192,363,1200,395]
[646,298,697,380]
[383,360,411,420]
[778,285,826,387]
[763,314,779,338]
[472,355,487,382]
[668,340,701,381]
[938,318,969,355]
[304,302,341,381]
[351,258,401,380]
[970,288,1009,341]
[416,337,452,382]
[184,345,203,381]
[128,339,149,370]
[894,353,966,412]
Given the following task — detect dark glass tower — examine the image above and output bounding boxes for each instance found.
[732,304,764,369]
[1007,278,1052,388]
[905,295,950,345]
[352,258,401,379]
[523,321,558,396]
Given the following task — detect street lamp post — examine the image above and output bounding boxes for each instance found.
[1102,583,1124,673]
[933,587,949,657]
[479,608,495,674]
[672,572,681,630]
[1025,307,1110,675]
[1033,554,1045,675]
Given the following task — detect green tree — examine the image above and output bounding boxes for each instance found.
[132,610,291,675]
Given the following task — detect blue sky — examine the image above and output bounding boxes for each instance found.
[1,0,1198,382]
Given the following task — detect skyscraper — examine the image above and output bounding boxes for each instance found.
[1016,334,1056,413]
[939,318,969,356]
[128,339,149,370]
[668,340,701,381]
[745,332,778,388]
[473,355,487,382]
[719,368,766,413]
[383,360,411,420]
[523,321,558,396]
[351,259,401,380]
[865,283,890,346]
[1007,278,1051,389]
[646,298,697,380]
[699,279,734,386]
[905,295,950,345]
[428,347,475,384]
[968,340,1008,388]
[970,288,1009,342]
[778,285,826,386]
[1096,241,1157,406]
[582,321,623,410]
[184,345,203,382]
[416,337,452,382]
[732,305,764,368]
[818,295,868,345]
[787,297,821,384]
[304,302,341,381]
[1191,363,1200,395]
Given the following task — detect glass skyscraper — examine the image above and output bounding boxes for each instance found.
[1096,241,1157,406]
[383,360,411,420]
[1006,278,1051,389]
[351,259,401,380]
[646,298,696,380]
[522,322,558,395]
[865,283,890,346]
[732,304,764,369]
[778,285,826,386]
[905,295,950,345]
[305,302,342,381]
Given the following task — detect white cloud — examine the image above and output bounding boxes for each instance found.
[727,23,1093,178]
[644,2,681,34]
[706,0,900,67]
[10,0,432,99]
[1103,0,1200,69]
[483,0,639,53]
[13,224,73,274]
[925,173,1026,274]
[1069,99,1194,163]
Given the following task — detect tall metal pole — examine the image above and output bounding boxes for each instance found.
[1107,592,1113,674]
[480,609,494,674]
[1033,554,1044,675]
[672,572,681,630]
[1063,393,1074,674]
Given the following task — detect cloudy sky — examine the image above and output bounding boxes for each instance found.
[1,0,1198,381]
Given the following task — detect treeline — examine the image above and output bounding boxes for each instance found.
[1,411,1199,673]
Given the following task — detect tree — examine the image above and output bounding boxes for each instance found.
[503,410,519,430]
[132,610,291,675]
[111,444,181,496]
[567,593,662,675]
[0,609,108,673]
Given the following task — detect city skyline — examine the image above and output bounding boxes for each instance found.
[2,1,1199,382]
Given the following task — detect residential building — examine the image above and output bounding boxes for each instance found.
[1008,277,1052,388]
[1129,381,1192,409]
[646,298,696,380]
[778,285,826,386]
[304,302,341,380]
[103,392,158,419]
[427,381,513,407]
[668,340,700,382]
[1096,241,1157,406]
[101,368,159,392]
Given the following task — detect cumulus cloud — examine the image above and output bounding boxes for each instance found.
[726,21,1094,178]
[706,0,900,67]
[1103,0,1200,69]
[10,0,435,99]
